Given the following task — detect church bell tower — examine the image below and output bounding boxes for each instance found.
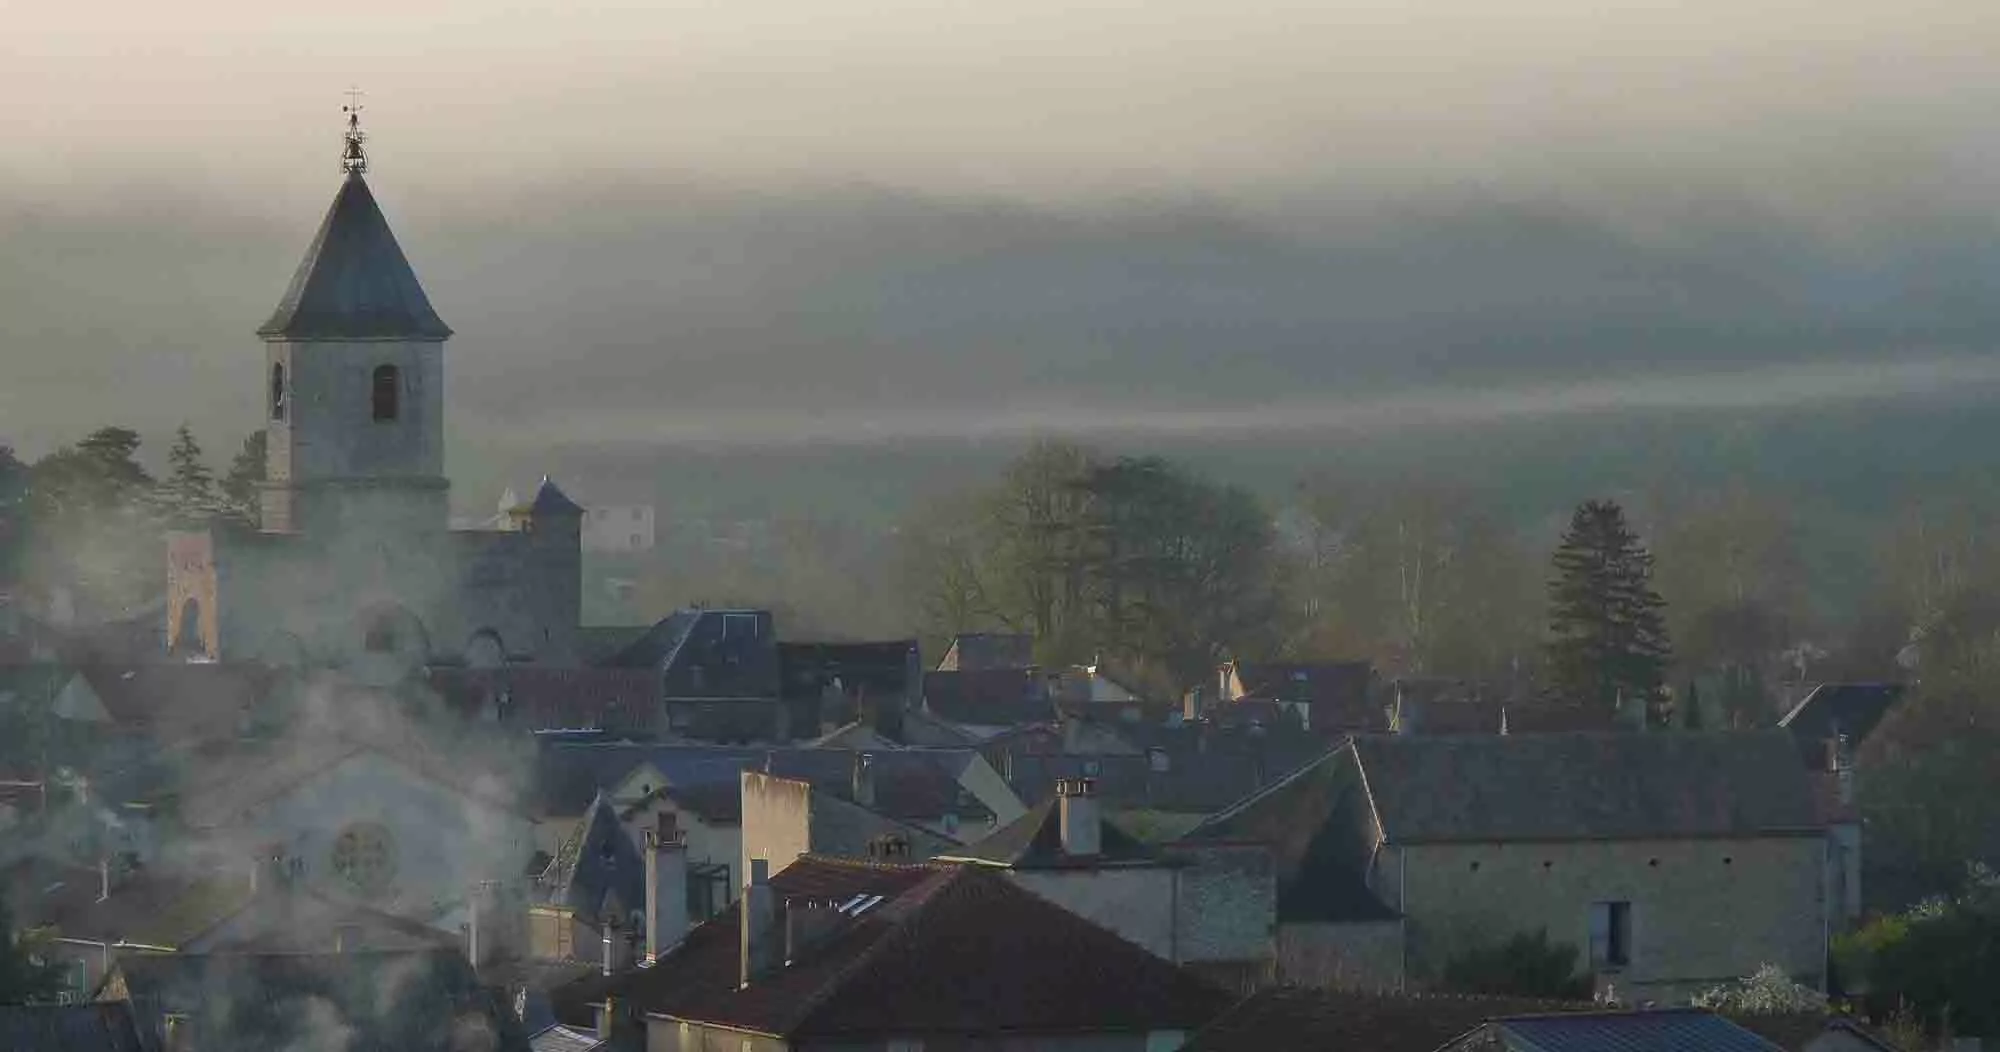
[256,103,452,537]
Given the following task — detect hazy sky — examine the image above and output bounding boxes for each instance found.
[6,0,2000,482]
[9,0,1999,216]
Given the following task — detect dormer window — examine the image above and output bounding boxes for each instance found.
[270,362,288,421]
[372,364,400,422]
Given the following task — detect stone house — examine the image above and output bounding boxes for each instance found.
[1183,730,1843,1002]
[555,855,1229,1051]
[936,777,1277,985]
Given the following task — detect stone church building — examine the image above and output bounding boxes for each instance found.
[166,115,583,669]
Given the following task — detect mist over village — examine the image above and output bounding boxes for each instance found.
[6,2,2000,1051]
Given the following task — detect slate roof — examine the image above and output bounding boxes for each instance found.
[618,781,744,825]
[106,949,527,1052]
[1348,731,1828,842]
[937,633,1033,671]
[258,173,453,341]
[427,667,661,735]
[1178,745,1398,923]
[0,1003,145,1052]
[940,797,1157,868]
[1001,731,1333,814]
[603,610,778,700]
[1227,661,1378,730]
[1779,683,1906,764]
[529,479,586,517]
[529,1023,606,1052]
[562,856,1228,1040]
[1184,987,1593,1052]
[539,793,646,922]
[923,669,1057,727]
[534,742,994,823]
[1461,1009,1787,1052]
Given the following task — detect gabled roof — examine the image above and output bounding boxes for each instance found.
[1779,683,1906,764]
[106,949,526,1052]
[567,856,1227,1039]
[1219,661,1380,733]
[0,1003,145,1052]
[1178,745,1396,922]
[940,797,1156,868]
[937,633,1033,671]
[1184,987,1594,1052]
[258,173,452,341]
[923,668,1057,727]
[539,793,646,920]
[1347,731,1828,842]
[1459,1008,1786,1052]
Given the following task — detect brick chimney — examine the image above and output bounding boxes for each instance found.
[852,752,876,809]
[645,813,689,964]
[739,859,776,988]
[1056,777,1101,858]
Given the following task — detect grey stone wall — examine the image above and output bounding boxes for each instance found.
[1395,835,1830,1001]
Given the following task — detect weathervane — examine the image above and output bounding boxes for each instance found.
[341,87,368,176]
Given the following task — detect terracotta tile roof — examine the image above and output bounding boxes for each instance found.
[568,856,1228,1040]
[1184,986,1594,1052]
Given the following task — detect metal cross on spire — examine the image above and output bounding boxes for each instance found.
[341,87,369,176]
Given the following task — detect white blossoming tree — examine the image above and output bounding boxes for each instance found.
[1690,963,1827,1014]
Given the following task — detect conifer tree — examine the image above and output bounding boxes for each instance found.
[162,424,220,525]
[220,430,267,526]
[1546,499,1672,723]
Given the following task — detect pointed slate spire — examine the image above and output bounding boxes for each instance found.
[529,476,585,517]
[258,108,451,341]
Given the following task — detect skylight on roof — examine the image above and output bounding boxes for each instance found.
[849,894,886,917]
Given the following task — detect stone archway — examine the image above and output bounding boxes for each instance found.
[170,597,204,658]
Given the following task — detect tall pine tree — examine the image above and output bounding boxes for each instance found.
[1546,499,1672,724]
[162,424,221,526]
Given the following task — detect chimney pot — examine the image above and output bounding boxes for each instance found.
[852,752,877,808]
[1056,778,1102,858]
[645,826,689,965]
[739,860,776,988]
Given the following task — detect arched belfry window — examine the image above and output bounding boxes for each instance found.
[371,364,400,422]
[270,363,287,421]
